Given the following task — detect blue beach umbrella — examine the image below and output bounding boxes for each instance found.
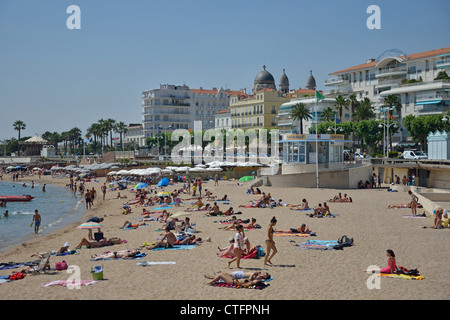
[134,183,148,189]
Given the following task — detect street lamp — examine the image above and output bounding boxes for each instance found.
[378,107,398,158]
[159,125,172,157]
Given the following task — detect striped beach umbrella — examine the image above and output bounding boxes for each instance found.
[77,222,103,229]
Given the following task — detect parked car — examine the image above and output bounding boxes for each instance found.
[399,150,428,160]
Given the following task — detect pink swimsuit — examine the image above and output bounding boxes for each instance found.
[380,258,396,273]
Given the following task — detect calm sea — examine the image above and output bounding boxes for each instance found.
[0,179,85,252]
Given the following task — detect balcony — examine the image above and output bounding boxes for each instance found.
[436,59,450,69]
[324,77,348,86]
[415,92,450,103]
[375,67,407,78]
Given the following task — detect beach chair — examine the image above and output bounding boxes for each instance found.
[30,252,50,275]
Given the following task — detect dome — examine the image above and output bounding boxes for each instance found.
[279,69,289,85]
[254,65,275,84]
[306,70,316,90]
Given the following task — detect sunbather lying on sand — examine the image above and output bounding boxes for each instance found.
[91,249,140,260]
[204,270,271,281]
[388,203,423,209]
[120,220,147,229]
[185,203,210,212]
[75,237,110,249]
[275,224,312,234]
[205,272,266,287]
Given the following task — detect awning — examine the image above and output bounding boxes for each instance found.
[415,100,442,105]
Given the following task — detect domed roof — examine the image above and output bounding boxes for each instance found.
[306,70,316,89]
[279,69,289,85]
[254,65,275,84]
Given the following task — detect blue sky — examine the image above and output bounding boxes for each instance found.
[0,0,449,140]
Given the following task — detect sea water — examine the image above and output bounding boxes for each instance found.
[0,180,85,252]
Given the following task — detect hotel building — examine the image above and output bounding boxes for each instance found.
[141,84,247,138]
[324,47,450,142]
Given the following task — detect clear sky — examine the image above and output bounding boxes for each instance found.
[0,0,449,140]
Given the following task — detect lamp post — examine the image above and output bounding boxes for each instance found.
[378,107,398,158]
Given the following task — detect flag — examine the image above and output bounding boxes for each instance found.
[316,90,325,102]
[388,113,394,120]
[84,136,90,144]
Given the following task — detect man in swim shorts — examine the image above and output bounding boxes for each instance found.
[32,210,41,234]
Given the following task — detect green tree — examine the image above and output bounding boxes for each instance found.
[348,93,359,116]
[354,119,383,153]
[402,114,444,151]
[320,107,335,122]
[12,120,26,155]
[114,121,128,150]
[383,94,402,119]
[352,97,375,121]
[289,103,312,134]
[434,71,449,80]
[334,95,349,121]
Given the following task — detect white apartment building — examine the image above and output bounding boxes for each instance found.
[214,109,231,130]
[142,84,191,138]
[124,124,145,148]
[324,46,450,142]
[142,84,245,137]
[278,97,338,135]
[325,47,450,116]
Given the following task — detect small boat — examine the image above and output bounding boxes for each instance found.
[0,195,35,202]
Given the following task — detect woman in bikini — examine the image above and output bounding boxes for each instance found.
[408,190,419,217]
[264,217,277,266]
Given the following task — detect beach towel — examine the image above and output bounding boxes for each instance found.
[123,224,151,230]
[210,278,270,290]
[402,215,426,218]
[41,280,99,287]
[274,233,309,237]
[151,245,197,251]
[218,250,258,259]
[153,206,172,210]
[299,240,340,250]
[378,273,424,280]
[90,253,147,261]
[136,261,176,266]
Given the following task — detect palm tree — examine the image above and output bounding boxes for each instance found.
[348,94,359,117]
[13,120,26,155]
[383,94,402,119]
[352,98,375,121]
[289,103,312,134]
[68,127,82,154]
[320,107,335,122]
[334,95,349,121]
[114,121,128,150]
[105,118,116,148]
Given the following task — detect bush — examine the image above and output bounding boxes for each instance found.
[388,151,399,158]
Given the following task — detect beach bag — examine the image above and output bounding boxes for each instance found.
[9,272,26,280]
[55,260,68,271]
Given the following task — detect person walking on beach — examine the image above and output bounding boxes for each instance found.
[101,183,107,200]
[32,210,41,234]
[408,190,418,217]
[214,174,219,186]
[228,224,245,269]
[264,217,278,266]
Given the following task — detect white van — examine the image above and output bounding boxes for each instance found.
[400,150,427,159]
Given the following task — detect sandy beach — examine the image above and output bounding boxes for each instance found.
[0,173,449,301]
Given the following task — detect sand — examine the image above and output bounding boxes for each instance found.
[0,173,449,301]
